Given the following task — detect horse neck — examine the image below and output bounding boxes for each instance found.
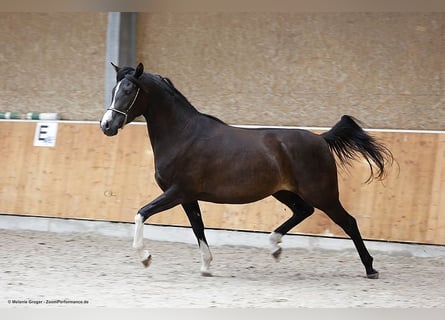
[142,88,200,154]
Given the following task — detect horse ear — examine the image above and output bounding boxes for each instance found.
[135,63,144,78]
[110,62,120,72]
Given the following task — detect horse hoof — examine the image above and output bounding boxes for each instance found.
[272,248,282,261]
[367,271,379,279]
[201,271,213,277]
[141,255,152,268]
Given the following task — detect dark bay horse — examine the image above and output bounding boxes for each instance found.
[100,62,393,279]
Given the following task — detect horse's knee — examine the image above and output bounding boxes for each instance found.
[290,200,314,219]
[301,205,314,218]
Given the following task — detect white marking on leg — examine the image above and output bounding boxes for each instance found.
[199,239,213,276]
[270,232,283,260]
[133,214,150,265]
[133,214,144,248]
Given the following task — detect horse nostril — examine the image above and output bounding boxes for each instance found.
[100,119,110,132]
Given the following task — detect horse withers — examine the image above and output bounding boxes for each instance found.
[100,62,393,279]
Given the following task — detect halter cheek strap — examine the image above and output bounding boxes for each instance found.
[107,87,140,128]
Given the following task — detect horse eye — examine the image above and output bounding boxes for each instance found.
[122,83,133,94]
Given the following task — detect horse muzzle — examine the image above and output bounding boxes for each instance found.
[100,110,125,136]
[100,123,118,136]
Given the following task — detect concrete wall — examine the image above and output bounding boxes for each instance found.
[0,13,107,121]
[137,12,445,130]
[1,12,443,129]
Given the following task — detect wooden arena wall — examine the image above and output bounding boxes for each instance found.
[1,121,444,245]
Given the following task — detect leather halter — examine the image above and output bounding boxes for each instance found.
[107,86,140,127]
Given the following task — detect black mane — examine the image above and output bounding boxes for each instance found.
[159,75,226,125]
[116,66,226,125]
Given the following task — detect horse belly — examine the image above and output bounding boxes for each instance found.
[197,157,285,204]
[198,187,276,204]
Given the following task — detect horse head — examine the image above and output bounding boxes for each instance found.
[100,62,146,136]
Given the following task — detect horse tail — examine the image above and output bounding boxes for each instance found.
[321,115,394,183]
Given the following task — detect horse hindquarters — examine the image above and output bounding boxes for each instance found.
[276,129,379,278]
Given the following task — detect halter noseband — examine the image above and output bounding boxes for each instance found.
[107,86,140,128]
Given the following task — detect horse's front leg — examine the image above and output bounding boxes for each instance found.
[182,202,213,276]
[133,187,182,267]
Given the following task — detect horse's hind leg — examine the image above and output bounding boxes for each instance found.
[270,191,314,261]
[182,202,213,276]
[321,201,379,279]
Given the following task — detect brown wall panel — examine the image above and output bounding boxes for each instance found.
[1,121,444,245]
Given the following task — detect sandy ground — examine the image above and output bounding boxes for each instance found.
[0,229,444,308]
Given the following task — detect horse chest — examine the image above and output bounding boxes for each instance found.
[153,155,189,190]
